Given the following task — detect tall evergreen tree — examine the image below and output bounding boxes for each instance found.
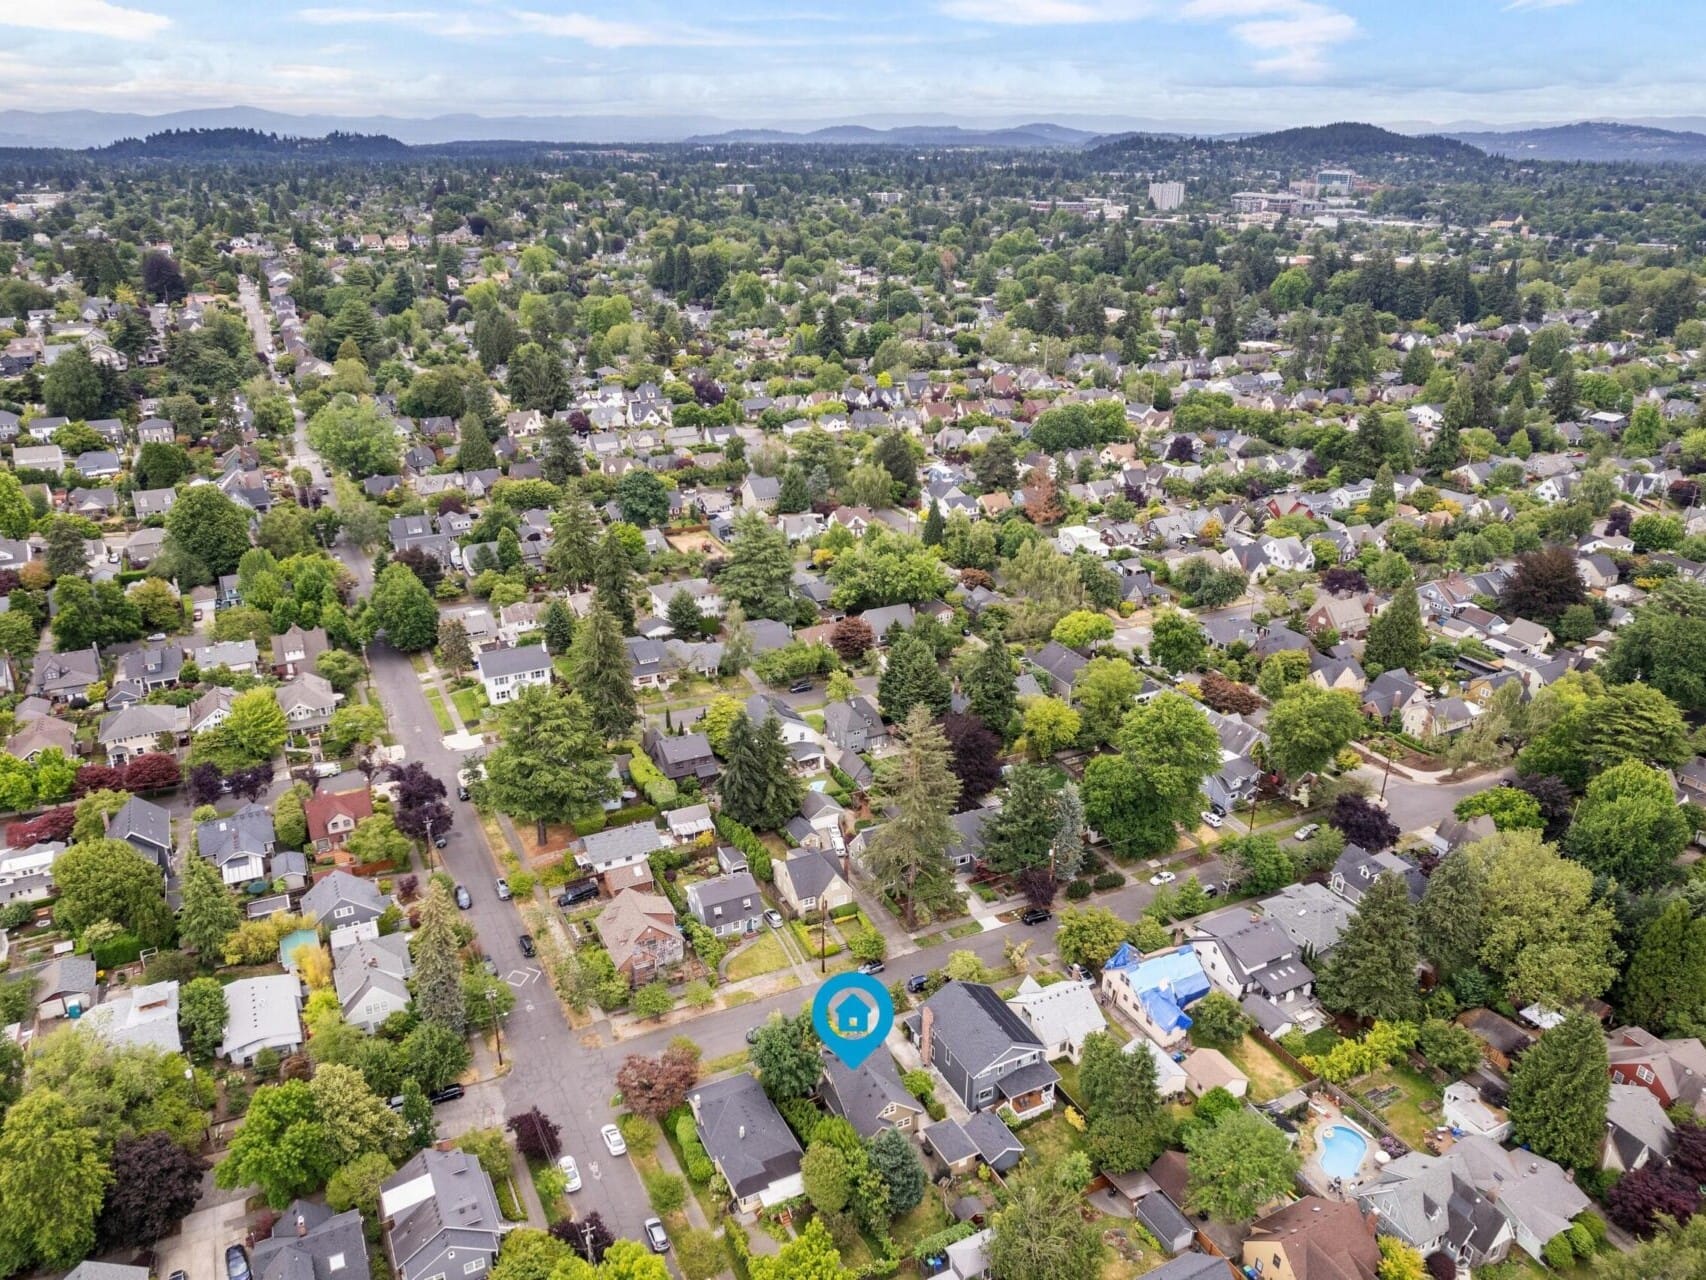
[982,764,1060,876]
[1508,1010,1609,1171]
[1370,462,1396,518]
[1621,899,1706,1036]
[776,466,809,515]
[877,631,950,723]
[1364,574,1426,672]
[719,714,804,832]
[177,851,240,958]
[545,495,600,589]
[1418,850,1485,981]
[1051,781,1087,882]
[1317,873,1421,1021]
[541,599,575,655]
[921,500,944,547]
[964,633,1017,735]
[481,685,618,841]
[864,707,958,927]
[437,618,474,675]
[411,880,466,1033]
[539,417,583,485]
[456,414,496,472]
[567,603,636,741]
[592,529,636,633]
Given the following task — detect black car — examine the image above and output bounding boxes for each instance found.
[745,1025,761,1044]
[788,680,813,694]
[428,1084,465,1105]
[225,1245,251,1280]
[519,934,537,958]
[1020,906,1052,925]
[557,879,599,908]
[905,972,931,994]
[457,784,471,801]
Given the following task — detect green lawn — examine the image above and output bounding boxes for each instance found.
[1352,1062,1442,1148]
[891,1198,953,1253]
[725,931,791,982]
[450,684,490,725]
[1016,1107,1086,1167]
[424,689,454,733]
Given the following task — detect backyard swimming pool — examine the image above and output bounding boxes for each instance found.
[1318,1123,1369,1181]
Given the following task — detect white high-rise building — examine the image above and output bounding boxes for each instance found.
[1149,180,1185,211]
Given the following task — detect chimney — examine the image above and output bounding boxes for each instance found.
[296,1214,308,1238]
[920,1005,935,1066]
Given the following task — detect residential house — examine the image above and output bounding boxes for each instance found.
[1181,1047,1248,1099]
[252,1201,371,1280]
[647,577,724,619]
[476,643,552,705]
[1441,1080,1510,1142]
[625,635,673,689]
[1006,976,1106,1063]
[198,803,276,885]
[740,474,781,511]
[774,845,853,919]
[1604,1082,1676,1174]
[117,642,183,691]
[1242,1198,1380,1280]
[35,953,96,1019]
[302,870,387,929]
[642,729,719,784]
[1329,848,1425,906]
[574,824,663,894]
[1187,906,1318,1032]
[690,1073,805,1212]
[79,979,182,1054]
[820,1050,927,1139]
[276,673,341,735]
[593,888,684,984]
[332,931,415,1032]
[306,786,374,852]
[108,795,172,871]
[1261,881,1355,963]
[685,871,764,938]
[379,1149,503,1280]
[0,842,60,907]
[665,802,716,844]
[1028,641,1087,696]
[908,981,1059,1120]
[273,625,329,678]
[1608,1026,1706,1113]
[29,647,102,702]
[5,715,75,761]
[1100,943,1211,1051]
[220,974,304,1064]
[98,702,189,766]
[190,639,259,674]
[824,696,885,752]
[1357,1135,1587,1268]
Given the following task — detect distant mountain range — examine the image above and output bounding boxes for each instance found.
[1447,121,1706,165]
[4,106,1706,165]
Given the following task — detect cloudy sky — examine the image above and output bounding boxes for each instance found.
[2,0,1695,130]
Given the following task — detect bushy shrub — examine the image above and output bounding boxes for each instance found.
[1065,879,1093,900]
[642,1169,686,1215]
[1091,871,1125,891]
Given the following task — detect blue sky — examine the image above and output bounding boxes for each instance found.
[2,0,1698,130]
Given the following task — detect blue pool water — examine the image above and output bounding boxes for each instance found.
[1318,1123,1369,1180]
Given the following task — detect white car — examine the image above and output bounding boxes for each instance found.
[600,1123,627,1156]
[558,1154,582,1192]
[1148,870,1177,886]
[1294,824,1321,842]
[1200,810,1224,828]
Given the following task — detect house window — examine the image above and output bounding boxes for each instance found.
[463,1262,486,1275]
[1637,1066,1655,1084]
[1613,1071,1626,1084]
[976,1088,994,1104]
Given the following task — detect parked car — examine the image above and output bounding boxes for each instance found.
[644,1218,670,1253]
[454,884,472,910]
[557,879,598,908]
[495,878,512,901]
[905,973,932,994]
[1020,906,1051,925]
[434,834,448,849]
[1203,883,1221,899]
[1294,824,1320,842]
[428,1084,465,1105]
[457,784,471,801]
[558,1154,582,1193]
[764,909,784,929]
[857,959,885,976]
[788,680,813,694]
[481,956,498,976]
[1149,870,1177,886]
[1200,810,1224,828]
[519,934,537,958]
[745,1025,761,1044]
[225,1246,250,1280]
[601,1123,627,1156]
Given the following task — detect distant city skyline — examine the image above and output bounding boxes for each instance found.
[5,1,1701,130]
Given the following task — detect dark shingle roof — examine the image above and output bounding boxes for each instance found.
[692,1073,803,1199]
[923,981,1045,1074]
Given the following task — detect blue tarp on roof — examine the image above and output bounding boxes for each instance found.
[1106,944,1210,1035]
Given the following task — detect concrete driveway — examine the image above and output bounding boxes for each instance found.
[154,1190,251,1280]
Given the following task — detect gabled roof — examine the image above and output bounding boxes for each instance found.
[302,869,385,920]
[820,1050,921,1138]
[692,1072,803,1199]
[921,981,1048,1075]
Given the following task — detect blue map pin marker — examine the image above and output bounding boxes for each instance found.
[812,971,894,1070]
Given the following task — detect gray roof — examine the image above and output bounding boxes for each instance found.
[692,1072,803,1199]
[198,803,275,868]
[254,1202,371,1280]
[577,822,665,868]
[302,870,386,921]
[38,953,97,996]
[65,1265,151,1280]
[477,643,550,680]
[649,731,714,767]
[382,1148,503,1278]
[782,847,843,902]
[686,870,763,920]
[110,795,171,851]
[821,1050,920,1138]
[1143,1255,1236,1280]
[962,1110,1025,1169]
[922,1118,978,1165]
[921,981,1047,1075]
[1192,906,1295,980]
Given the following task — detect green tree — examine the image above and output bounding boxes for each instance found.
[1021,696,1081,757]
[749,1219,846,1280]
[867,1125,925,1214]
[215,1079,339,1207]
[346,814,411,866]
[456,414,497,472]
[1074,656,1141,748]
[982,764,1060,876]
[0,1089,111,1271]
[665,589,703,637]
[546,495,601,589]
[1519,679,1691,788]
[1472,830,1620,1006]
[1083,692,1219,859]
[719,714,803,832]
[719,512,795,619]
[1417,848,1485,981]
[178,852,240,958]
[306,396,402,478]
[567,602,637,741]
[411,880,466,1033]
[325,1151,396,1222]
[1620,899,1706,1036]
[222,687,289,764]
[42,345,104,419]
[1078,1029,1169,1172]
[179,976,229,1059]
[1317,873,1421,1022]
[1149,608,1207,674]
[877,631,950,723]
[541,599,576,655]
[1604,578,1706,711]
[481,685,617,842]
[1363,576,1426,672]
[1055,905,1130,971]
[1185,1108,1301,1221]
[1264,685,1364,780]
[1051,608,1113,651]
[750,1012,821,1101]
[1563,760,1692,890]
[437,617,475,675]
[1508,1010,1608,1171]
[987,1160,1105,1280]
[371,562,439,652]
[615,471,670,527]
[0,470,33,538]
[163,485,253,582]
[863,707,958,927]
[963,635,1017,735]
[52,839,174,945]
[1188,991,1252,1048]
[592,529,637,632]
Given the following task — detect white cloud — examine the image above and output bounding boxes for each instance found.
[1187,1,1357,76]
[0,0,169,39]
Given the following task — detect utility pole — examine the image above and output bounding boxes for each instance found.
[487,988,503,1067]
